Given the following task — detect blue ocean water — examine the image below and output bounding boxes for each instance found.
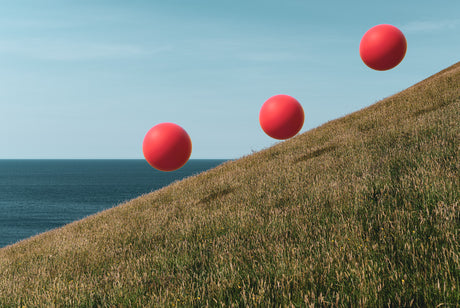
[0,159,226,248]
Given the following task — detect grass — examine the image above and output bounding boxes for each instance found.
[0,62,459,307]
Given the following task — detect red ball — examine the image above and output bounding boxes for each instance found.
[359,24,407,71]
[259,94,304,140]
[142,122,192,172]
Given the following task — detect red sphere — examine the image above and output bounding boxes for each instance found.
[142,122,192,172]
[259,94,304,140]
[359,24,407,71]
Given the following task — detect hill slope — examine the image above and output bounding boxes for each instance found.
[1,63,459,307]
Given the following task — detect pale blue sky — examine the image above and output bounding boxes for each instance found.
[0,0,459,159]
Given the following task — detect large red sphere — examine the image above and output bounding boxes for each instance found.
[142,122,192,172]
[359,24,407,71]
[259,94,304,140]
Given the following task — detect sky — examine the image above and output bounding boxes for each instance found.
[0,0,459,159]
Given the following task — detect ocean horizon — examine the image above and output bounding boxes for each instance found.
[0,159,227,248]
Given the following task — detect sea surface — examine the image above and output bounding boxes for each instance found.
[0,159,226,248]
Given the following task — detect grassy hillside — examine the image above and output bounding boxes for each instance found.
[1,63,459,307]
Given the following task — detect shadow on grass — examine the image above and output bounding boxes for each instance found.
[413,99,457,117]
[198,187,235,205]
[294,144,338,163]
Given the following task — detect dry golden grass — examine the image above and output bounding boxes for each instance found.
[0,62,459,307]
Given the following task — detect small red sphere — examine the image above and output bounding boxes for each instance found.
[359,24,407,71]
[259,94,304,140]
[142,122,192,172]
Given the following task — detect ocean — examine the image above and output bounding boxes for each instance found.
[0,159,226,248]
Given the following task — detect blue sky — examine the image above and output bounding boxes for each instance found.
[0,0,459,159]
